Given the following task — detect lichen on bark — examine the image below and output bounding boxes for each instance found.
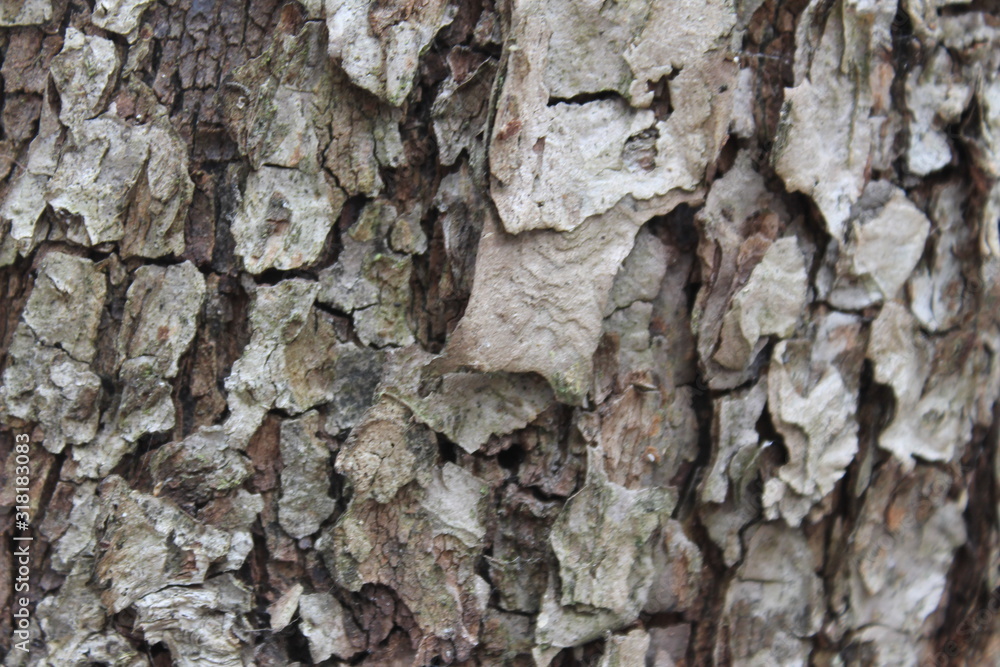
[2,0,1000,665]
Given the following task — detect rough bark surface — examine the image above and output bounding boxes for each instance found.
[1,0,999,665]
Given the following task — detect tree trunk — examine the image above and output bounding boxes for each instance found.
[1,0,999,665]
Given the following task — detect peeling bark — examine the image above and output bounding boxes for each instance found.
[1,0,999,666]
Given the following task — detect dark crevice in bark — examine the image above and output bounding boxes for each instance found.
[118,431,173,490]
[684,513,732,666]
[648,73,676,121]
[546,90,626,107]
[754,400,787,466]
[651,202,700,252]
[311,300,353,328]
[307,192,363,275]
[436,433,459,464]
[933,402,1000,661]
[675,371,713,523]
[745,0,808,164]
[710,135,741,183]
[551,640,606,667]
[409,208,452,353]
[249,267,320,285]
[496,441,525,472]
[850,357,895,500]
[282,619,315,664]
[888,5,916,182]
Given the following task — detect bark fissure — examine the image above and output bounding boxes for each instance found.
[1,0,1000,665]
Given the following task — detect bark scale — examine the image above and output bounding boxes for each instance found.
[0,0,998,665]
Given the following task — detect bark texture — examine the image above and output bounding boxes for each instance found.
[1,0,999,665]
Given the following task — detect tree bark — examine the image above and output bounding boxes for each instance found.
[1,0,999,665]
